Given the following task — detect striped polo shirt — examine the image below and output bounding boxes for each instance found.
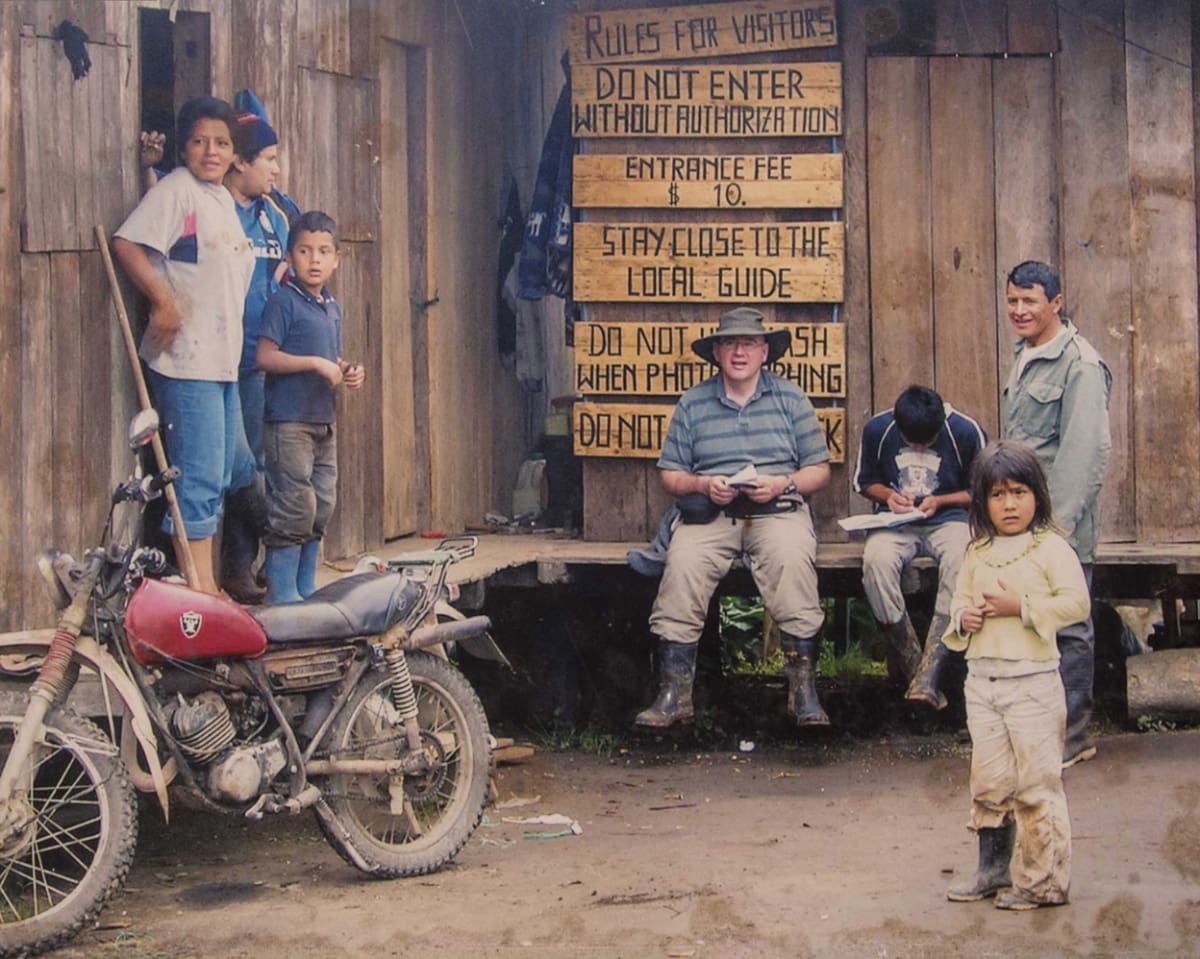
[658,371,830,476]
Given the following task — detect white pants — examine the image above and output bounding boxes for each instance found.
[965,668,1071,904]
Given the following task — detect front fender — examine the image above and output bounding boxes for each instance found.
[0,629,173,815]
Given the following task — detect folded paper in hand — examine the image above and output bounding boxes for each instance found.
[728,464,758,488]
[837,511,926,533]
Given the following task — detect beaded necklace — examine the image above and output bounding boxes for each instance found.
[977,529,1045,569]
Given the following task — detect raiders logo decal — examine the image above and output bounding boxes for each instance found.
[180,611,202,639]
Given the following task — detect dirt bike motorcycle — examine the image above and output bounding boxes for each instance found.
[0,410,506,957]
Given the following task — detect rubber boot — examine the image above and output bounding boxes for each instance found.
[947,822,1015,901]
[905,613,952,710]
[1059,623,1096,767]
[884,615,923,682]
[634,639,697,728]
[297,539,321,598]
[264,544,303,605]
[220,482,268,604]
[781,633,830,727]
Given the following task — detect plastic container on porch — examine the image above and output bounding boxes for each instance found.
[512,452,548,521]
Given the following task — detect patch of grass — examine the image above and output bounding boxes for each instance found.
[718,596,889,680]
[817,640,888,681]
[531,726,620,758]
[1136,714,1179,733]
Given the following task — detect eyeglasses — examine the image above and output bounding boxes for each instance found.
[715,337,767,353]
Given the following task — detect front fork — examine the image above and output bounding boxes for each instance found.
[0,564,98,810]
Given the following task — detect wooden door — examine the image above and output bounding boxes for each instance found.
[380,40,423,537]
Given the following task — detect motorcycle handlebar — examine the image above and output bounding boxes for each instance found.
[143,466,181,497]
[113,466,181,505]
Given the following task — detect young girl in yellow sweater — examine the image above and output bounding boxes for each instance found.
[944,441,1090,910]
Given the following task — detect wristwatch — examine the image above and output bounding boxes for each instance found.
[782,481,798,496]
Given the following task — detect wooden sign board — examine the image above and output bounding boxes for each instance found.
[574,402,845,462]
[568,0,838,66]
[572,63,842,138]
[574,322,846,398]
[574,221,844,303]
[573,153,843,209]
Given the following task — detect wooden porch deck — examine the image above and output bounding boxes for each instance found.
[326,532,1200,601]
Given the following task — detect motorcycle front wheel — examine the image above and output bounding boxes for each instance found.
[316,651,491,877]
[0,694,138,958]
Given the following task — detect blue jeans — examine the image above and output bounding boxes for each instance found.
[263,421,338,546]
[238,369,266,471]
[147,370,256,539]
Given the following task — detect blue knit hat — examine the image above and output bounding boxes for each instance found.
[233,88,278,158]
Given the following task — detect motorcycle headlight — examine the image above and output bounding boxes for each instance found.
[36,551,73,610]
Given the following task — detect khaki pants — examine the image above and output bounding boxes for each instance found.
[965,668,1071,904]
[650,504,823,645]
[861,520,970,624]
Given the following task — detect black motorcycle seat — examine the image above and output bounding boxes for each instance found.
[249,572,423,643]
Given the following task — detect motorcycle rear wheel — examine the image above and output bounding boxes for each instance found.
[0,694,138,958]
[316,652,490,877]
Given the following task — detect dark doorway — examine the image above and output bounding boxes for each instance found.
[138,9,212,170]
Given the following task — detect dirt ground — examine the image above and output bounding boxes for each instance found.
[48,726,1200,959]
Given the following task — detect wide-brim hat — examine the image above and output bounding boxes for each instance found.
[691,307,791,365]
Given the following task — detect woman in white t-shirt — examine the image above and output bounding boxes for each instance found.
[113,96,255,595]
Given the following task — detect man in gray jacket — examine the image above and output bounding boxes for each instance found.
[1002,260,1112,767]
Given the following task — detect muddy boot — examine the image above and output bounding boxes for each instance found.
[883,615,923,683]
[634,639,697,728]
[781,633,830,727]
[220,481,267,604]
[905,613,952,710]
[947,822,1015,901]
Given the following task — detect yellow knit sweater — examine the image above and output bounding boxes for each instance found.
[944,530,1090,661]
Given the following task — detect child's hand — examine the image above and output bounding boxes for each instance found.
[139,130,165,169]
[960,605,985,633]
[342,362,364,390]
[981,579,1022,619]
[314,357,344,387]
[886,489,915,513]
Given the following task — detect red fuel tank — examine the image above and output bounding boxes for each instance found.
[125,578,268,666]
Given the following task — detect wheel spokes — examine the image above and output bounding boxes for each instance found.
[338,682,468,843]
[0,741,103,922]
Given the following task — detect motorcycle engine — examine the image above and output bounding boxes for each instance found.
[167,691,288,804]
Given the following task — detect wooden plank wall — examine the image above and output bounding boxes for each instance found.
[560,0,1200,547]
[4,0,1200,627]
[1125,0,1200,542]
[862,0,1200,547]
[0,0,533,629]
[574,0,849,542]
[0,1,23,624]
[1057,0,1134,543]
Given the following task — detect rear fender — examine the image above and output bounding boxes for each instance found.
[423,604,510,667]
[0,628,174,816]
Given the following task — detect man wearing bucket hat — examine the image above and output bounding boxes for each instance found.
[636,307,833,728]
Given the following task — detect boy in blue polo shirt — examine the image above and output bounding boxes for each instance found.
[256,211,364,603]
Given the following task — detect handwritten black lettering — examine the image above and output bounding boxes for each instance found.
[585,324,623,357]
[716,266,793,299]
[583,15,662,60]
[634,325,688,355]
